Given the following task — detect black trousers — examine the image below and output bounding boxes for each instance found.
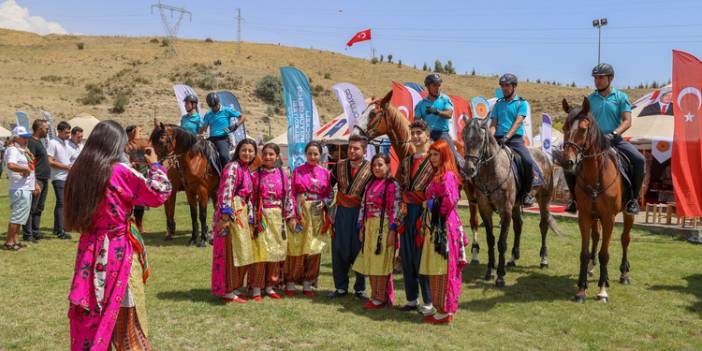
[332,205,366,292]
[23,178,49,239]
[52,180,65,235]
[209,135,231,167]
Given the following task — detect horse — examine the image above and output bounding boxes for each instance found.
[461,116,560,287]
[149,122,220,247]
[560,97,633,303]
[351,90,482,264]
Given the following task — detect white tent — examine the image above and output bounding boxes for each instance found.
[0,125,11,138]
[68,113,101,137]
[626,85,675,148]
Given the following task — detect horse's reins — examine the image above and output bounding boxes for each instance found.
[356,106,412,148]
[465,126,513,198]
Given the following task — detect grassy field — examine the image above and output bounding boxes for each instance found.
[1,175,701,351]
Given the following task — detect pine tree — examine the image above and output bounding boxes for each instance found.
[434,60,444,73]
[387,54,393,63]
[422,62,428,71]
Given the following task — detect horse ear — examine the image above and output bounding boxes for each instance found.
[581,96,590,114]
[479,117,490,129]
[562,98,570,113]
[380,90,393,106]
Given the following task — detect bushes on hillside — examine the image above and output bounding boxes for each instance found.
[255,75,283,107]
[78,84,105,105]
[111,94,129,113]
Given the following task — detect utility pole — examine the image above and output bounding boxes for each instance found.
[592,18,608,64]
[151,1,192,55]
[235,8,243,54]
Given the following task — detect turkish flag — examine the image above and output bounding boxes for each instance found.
[672,50,702,216]
[449,95,471,145]
[346,29,371,47]
[386,82,417,174]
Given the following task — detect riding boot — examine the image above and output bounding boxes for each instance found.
[564,173,577,214]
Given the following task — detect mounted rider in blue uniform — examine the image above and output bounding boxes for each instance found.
[180,94,203,135]
[201,92,246,167]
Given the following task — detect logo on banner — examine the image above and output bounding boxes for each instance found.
[471,96,490,119]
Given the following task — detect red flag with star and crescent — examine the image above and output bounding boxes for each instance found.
[346,29,371,47]
[672,50,702,216]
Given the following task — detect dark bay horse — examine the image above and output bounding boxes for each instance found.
[150,122,220,247]
[351,91,483,264]
[561,98,633,303]
[461,117,561,287]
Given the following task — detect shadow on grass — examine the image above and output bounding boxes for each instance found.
[142,231,210,248]
[308,288,425,324]
[460,272,575,311]
[650,274,702,317]
[156,288,222,305]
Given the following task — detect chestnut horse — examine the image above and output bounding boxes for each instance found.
[150,123,219,247]
[561,98,633,303]
[352,90,482,264]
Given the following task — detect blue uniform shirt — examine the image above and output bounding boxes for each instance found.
[180,113,203,135]
[203,106,241,138]
[490,95,528,137]
[414,94,454,132]
[587,88,632,134]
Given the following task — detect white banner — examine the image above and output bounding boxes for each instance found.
[541,113,553,160]
[312,101,321,131]
[652,138,673,163]
[173,84,199,117]
[332,82,367,130]
[523,100,533,146]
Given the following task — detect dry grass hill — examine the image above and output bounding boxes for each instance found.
[0,28,646,138]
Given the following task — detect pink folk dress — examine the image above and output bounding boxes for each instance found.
[418,171,468,315]
[68,162,171,351]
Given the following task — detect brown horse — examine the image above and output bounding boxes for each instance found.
[149,122,220,247]
[351,90,482,264]
[561,98,633,303]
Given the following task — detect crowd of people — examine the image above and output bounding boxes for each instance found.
[0,62,646,350]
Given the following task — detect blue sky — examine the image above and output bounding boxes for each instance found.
[9,0,702,87]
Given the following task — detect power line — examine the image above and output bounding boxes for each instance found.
[150,1,191,54]
[235,8,244,54]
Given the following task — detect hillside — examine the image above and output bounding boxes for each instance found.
[0,28,647,138]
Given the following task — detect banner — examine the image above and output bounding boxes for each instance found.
[652,138,673,163]
[15,111,29,131]
[216,91,247,147]
[41,111,56,141]
[470,96,490,119]
[281,67,314,170]
[173,84,199,117]
[346,29,371,47]
[523,100,533,146]
[404,82,424,94]
[332,83,367,130]
[672,50,702,216]
[449,95,471,144]
[541,113,553,160]
[312,101,321,131]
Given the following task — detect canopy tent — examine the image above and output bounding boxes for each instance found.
[0,125,11,138]
[68,113,101,137]
[626,84,674,148]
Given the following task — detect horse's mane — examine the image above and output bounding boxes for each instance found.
[564,106,610,154]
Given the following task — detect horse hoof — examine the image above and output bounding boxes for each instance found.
[495,278,505,288]
[506,261,516,268]
[484,273,495,281]
[540,263,549,269]
[620,277,630,285]
[596,295,608,303]
[572,295,585,304]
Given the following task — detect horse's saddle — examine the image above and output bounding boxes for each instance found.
[204,140,222,176]
[612,147,634,202]
[509,151,530,200]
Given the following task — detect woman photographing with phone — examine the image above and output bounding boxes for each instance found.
[65,121,172,351]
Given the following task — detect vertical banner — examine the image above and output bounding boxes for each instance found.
[389,82,417,174]
[541,113,553,161]
[41,111,56,140]
[173,84,199,117]
[449,95,471,144]
[281,67,314,170]
[15,111,29,131]
[672,50,702,216]
[332,82,367,130]
[216,91,248,147]
[523,100,533,146]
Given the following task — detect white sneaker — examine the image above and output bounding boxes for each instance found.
[418,304,435,316]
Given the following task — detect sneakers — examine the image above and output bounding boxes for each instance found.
[418,304,435,316]
[565,201,577,214]
[327,290,348,299]
[522,194,536,207]
[354,291,369,300]
[625,200,640,215]
[57,232,72,240]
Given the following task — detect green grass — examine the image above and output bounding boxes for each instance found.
[1,176,701,351]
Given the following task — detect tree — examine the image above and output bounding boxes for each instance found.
[422,62,428,71]
[571,81,577,87]
[434,60,444,73]
[471,68,476,76]
[387,54,393,63]
[263,107,274,139]
[380,54,384,62]
[651,80,659,89]
[444,60,455,74]
[398,59,402,67]
[255,75,283,107]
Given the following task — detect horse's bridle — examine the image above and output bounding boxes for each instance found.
[354,105,411,147]
[464,124,512,197]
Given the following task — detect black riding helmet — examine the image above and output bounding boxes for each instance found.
[424,73,442,86]
[183,94,198,104]
[499,73,518,86]
[592,63,615,77]
[205,92,220,108]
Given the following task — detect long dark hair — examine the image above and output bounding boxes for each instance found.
[64,120,128,232]
[233,138,258,163]
[370,153,392,180]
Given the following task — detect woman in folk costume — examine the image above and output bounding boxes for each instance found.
[285,141,332,297]
[211,139,257,304]
[419,139,468,325]
[249,143,296,301]
[352,154,401,309]
[66,121,172,351]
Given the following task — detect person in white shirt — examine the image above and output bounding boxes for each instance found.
[4,126,39,251]
[68,126,84,164]
[46,121,73,239]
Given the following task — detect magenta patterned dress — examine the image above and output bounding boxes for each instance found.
[68,162,171,351]
[211,160,254,297]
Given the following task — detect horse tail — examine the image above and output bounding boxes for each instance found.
[547,214,566,237]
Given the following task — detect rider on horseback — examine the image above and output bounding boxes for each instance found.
[200,92,246,167]
[414,73,466,175]
[180,94,203,135]
[489,73,544,207]
[564,63,644,215]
